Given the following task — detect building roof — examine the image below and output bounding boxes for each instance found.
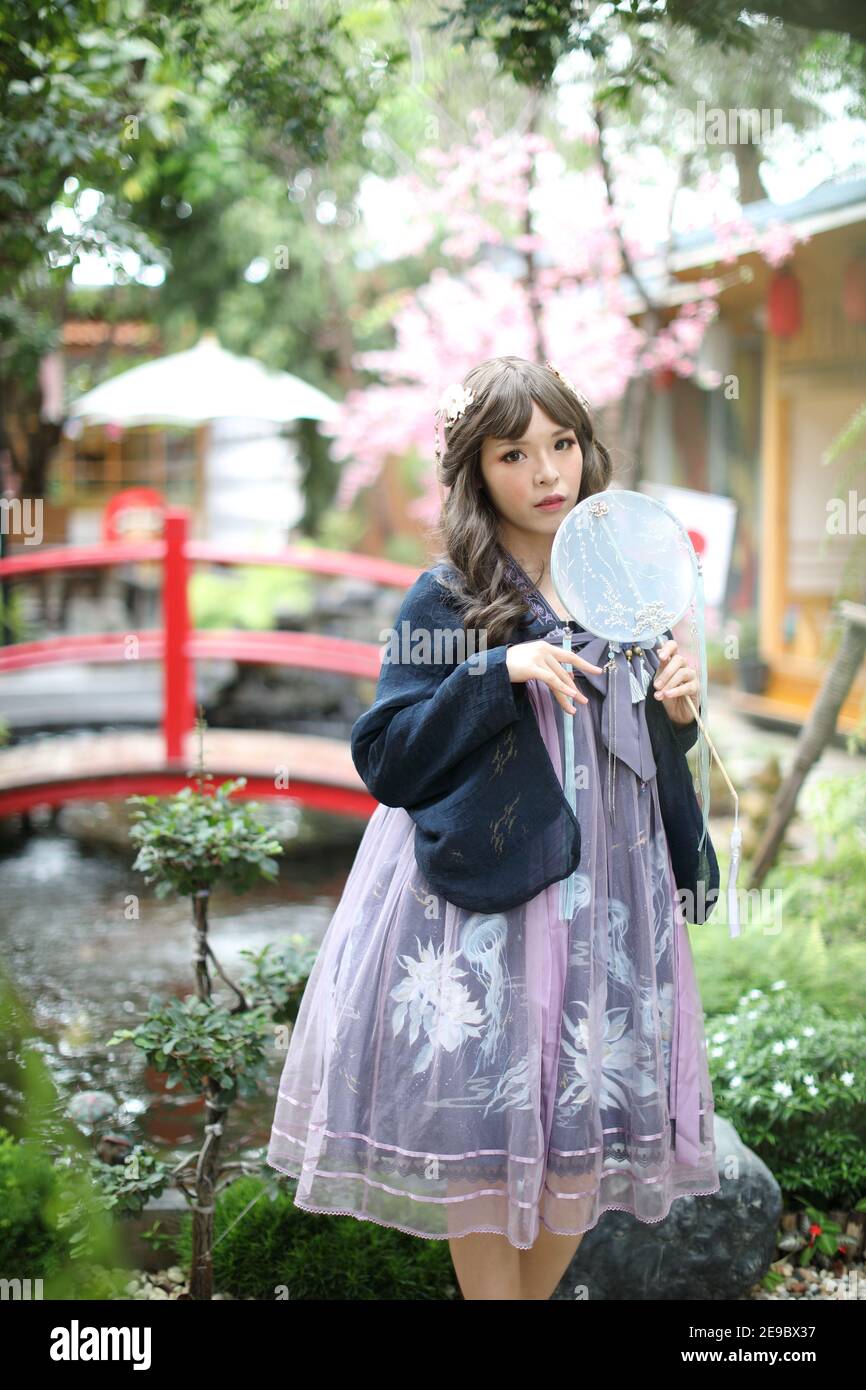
[666,170,866,272]
[614,169,866,313]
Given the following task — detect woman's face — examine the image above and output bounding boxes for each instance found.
[478,400,584,547]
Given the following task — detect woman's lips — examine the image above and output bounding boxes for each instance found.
[534,496,566,510]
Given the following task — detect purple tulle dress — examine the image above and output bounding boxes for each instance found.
[267,660,720,1249]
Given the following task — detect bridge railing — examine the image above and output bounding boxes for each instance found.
[0,508,419,763]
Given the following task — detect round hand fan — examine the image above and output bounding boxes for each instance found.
[550,488,741,937]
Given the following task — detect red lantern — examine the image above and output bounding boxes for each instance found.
[767,268,802,338]
[841,257,866,325]
[102,487,166,543]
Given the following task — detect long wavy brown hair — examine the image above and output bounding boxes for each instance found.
[425,356,614,647]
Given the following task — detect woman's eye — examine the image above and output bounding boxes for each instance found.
[501,437,576,463]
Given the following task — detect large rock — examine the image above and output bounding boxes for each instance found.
[552,1116,780,1301]
[207,578,390,734]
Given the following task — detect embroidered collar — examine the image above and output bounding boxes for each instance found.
[502,549,581,632]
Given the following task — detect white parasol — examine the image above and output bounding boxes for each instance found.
[67,332,340,428]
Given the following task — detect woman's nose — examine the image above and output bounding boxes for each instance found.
[536,458,560,483]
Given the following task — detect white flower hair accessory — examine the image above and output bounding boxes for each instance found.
[545,360,591,414]
[435,382,475,425]
[434,381,475,471]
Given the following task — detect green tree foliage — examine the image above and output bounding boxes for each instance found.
[436,0,866,94]
[0,0,406,493]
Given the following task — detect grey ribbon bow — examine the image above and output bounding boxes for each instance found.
[547,625,661,783]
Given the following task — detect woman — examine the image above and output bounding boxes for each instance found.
[267,356,720,1299]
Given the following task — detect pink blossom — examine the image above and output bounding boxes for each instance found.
[329,124,748,514]
[754,219,809,267]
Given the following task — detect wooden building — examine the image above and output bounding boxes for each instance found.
[640,174,866,734]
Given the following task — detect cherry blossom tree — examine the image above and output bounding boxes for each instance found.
[323,108,806,524]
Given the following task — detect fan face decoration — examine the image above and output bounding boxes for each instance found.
[549,486,744,939]
[546,485,744,939]
[551,490,698,645]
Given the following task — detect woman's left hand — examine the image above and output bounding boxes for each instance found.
[652,639,699,727]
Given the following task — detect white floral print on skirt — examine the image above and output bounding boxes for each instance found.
[266,675,721,1249]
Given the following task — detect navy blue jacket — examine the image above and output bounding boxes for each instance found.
[351,564,719,922]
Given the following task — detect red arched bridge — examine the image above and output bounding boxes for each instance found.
[0,508,416,820]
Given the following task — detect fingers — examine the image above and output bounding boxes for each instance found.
[537,653,588,713]
[654,641,698,705]
[541,641,604,675]
[654,662,699,698]
[564,651,605,676]
[656,677,698,700]
[653,650,682,688]
[534,641,601,716]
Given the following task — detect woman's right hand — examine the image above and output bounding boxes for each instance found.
[505,640,604,715]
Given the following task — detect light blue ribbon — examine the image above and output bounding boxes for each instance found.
[559,630,578,920]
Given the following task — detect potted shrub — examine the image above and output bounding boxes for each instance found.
[733,612,770,694]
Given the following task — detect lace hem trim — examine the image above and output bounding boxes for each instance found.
[265,1156,722,1249]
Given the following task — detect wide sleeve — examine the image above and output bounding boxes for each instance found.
[351,569,528,808]
[673,719,699,753]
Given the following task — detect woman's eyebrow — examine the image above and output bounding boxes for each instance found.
[492,426,575,445]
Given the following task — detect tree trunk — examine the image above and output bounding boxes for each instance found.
[188,1084,228,1302]
[730,142,769,205]
[748,605,866,887]
[521,87,544,361]
[193,888,211,998]
[189,886,217,1301]
[621,313,658,485]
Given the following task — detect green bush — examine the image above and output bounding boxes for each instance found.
[707,985,866,1209]
[0,587,26,644]
[189,564,313,631]
[0,1127,70,1281]
[0,970,126,1297]
[0,1127,124,1297]
[691,772,866,1019]
[173,1173,458,1301]
[239,936,320,1025]
[796,775,866,938]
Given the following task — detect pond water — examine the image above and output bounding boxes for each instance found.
[0,820,363,1167]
